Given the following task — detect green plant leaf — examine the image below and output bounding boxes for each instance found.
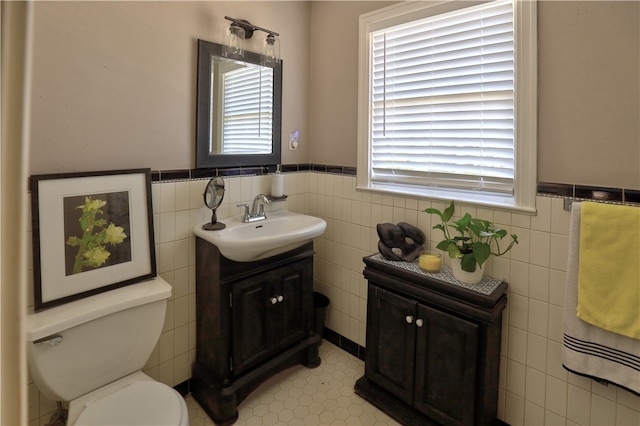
[468,222,484,237]
[442,201,455,222]
[472,242,491,266]
[446,242,461,259]
[435,240,452,251]
[424,207,443,219]
[456,213,471,228]
[460,253,477,272]
[494,229,507,238]
[470,217,486,228]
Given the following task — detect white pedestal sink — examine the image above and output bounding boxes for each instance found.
[193,210,327,262]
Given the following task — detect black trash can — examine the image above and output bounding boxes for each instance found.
[313,292,330,344]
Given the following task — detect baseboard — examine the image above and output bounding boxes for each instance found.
[174,379,189,396]
[322,327,366,361]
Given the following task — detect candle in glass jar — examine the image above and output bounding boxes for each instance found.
[419,251,441,273]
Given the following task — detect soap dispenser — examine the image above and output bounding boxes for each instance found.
[271,165,284,197]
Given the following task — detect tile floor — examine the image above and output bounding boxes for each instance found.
[185,341,401,426]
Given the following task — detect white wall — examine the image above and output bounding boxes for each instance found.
[308,1,640,189]
[28,1,311,174]
[308,173,640,425]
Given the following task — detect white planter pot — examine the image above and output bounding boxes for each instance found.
[450,258,484,284]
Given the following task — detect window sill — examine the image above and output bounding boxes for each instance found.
[356,183,537,215]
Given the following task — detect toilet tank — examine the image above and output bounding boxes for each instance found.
[26,277,172,402]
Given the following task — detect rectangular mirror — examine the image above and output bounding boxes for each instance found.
[196,39,282,169]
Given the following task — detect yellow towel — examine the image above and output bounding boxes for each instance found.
[577,202,640,340]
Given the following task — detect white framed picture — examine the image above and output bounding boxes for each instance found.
[30,168,156,311]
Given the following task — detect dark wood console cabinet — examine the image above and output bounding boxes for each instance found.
[192,239,321,425]
[355,254,508,426]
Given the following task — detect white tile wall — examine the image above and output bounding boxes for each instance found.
[308,174,639,426]
[27,172,640,426]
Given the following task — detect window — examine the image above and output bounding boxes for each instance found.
[357,0,537,211]
[213,63,274,154]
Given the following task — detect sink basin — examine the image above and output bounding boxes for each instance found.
[193,210,327,262]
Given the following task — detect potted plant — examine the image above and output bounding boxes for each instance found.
[425,201,518,283]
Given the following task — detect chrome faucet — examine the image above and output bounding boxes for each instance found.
[237,193,271,223]
[251,193,270,217]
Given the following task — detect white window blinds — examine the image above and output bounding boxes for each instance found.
[370,0,514,195]
[222,66,274,154]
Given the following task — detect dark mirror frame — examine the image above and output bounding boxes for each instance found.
[195,39,283,169]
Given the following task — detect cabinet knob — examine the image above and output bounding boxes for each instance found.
[405,315,414,324]
[270,297,278,304]
[416,319,424,327]
[277,295,284,302]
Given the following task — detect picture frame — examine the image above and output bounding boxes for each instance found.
[30,168,156,311]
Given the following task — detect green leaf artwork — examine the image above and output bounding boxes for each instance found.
[66,196,128,274]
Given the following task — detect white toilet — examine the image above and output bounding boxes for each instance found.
[26,277,189,425]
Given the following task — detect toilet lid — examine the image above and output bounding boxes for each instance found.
[75,381,185,425]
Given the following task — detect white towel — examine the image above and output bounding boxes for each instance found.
[563,202,640,395]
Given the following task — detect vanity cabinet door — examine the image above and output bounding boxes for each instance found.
[365,285,417,406]
[232,275,271,374]
[231,258,311,375]
[270,263,308,353]
[413,304,479,425]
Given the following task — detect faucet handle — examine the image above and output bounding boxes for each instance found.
[237,204,250,222]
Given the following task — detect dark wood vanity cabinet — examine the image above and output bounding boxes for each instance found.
[355,255,508,426]
[192,239,321,426]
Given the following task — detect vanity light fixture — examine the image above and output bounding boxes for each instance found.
[222,24,245,59]
[261,33,280,66]
[223,16,280,64]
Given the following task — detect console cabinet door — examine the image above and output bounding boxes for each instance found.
[365,285,417,405]
[413,304,479,425]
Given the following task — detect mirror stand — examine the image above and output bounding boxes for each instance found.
[203,209,226,231]
[203,177,226,231]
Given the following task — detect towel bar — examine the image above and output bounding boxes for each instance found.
[563,198,574,211]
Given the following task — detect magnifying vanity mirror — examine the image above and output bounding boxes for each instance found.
[202,177,226,230]
[196,39,282,169]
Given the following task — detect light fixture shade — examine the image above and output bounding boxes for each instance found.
[223,25,245,58]
[261,34,280,66]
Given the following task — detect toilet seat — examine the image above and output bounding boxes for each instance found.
[74,381,187,425]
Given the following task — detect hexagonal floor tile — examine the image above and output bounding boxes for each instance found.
[184,341,401,425]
